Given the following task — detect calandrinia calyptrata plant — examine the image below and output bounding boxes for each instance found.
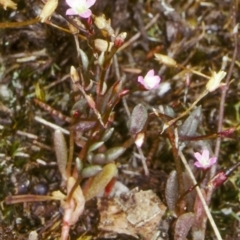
[3,0,239,239]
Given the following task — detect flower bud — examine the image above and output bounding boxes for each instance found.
[0,0,17,10]
[70,66,80,83]
[154,53,177,67]
[94,39,113,52]
[94,15,109,29]
[134,132,145,148]
[39,0,58,23]
[206,70,226,92]
[94,14,115,37]
[114,32,127,48]
[207,171,227,190]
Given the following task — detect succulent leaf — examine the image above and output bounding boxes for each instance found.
[84,163,117,201]
[179,106,202,137]
[81,165,102,178]
[54,129,68,181]
[129,104,148,135]
[88,141,105,153]
[165,170,178,212]
[174,212,195,240]
[105,147,126,162]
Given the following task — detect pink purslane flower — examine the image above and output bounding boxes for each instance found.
[194,149,217,170]
[66,0,96,18]
[138,69,161,90]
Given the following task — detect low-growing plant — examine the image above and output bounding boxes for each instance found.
[1,0,240,239]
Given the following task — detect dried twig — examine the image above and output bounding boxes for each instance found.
[34,116,69,135]
[213,1,238,176]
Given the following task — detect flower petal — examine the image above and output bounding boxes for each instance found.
[194,149,217,169]
[79,9,92,18]
[194,162,203,168]
[145,69,155,78]
[151,76,161,84]
[66,8,78,15]
[146,76,160,89]
[137,70,161,90]
[137,76,144,84]
[209,157,217,165]
[194,152,202,162]
[202,149,209,160]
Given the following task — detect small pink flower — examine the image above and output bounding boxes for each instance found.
[194,149,217,170]
[66,0,96,18]
[138,69,161,90]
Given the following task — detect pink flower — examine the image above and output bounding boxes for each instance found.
[194,149,217,170]
[138,69,161,90]
[66,0,96,18]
